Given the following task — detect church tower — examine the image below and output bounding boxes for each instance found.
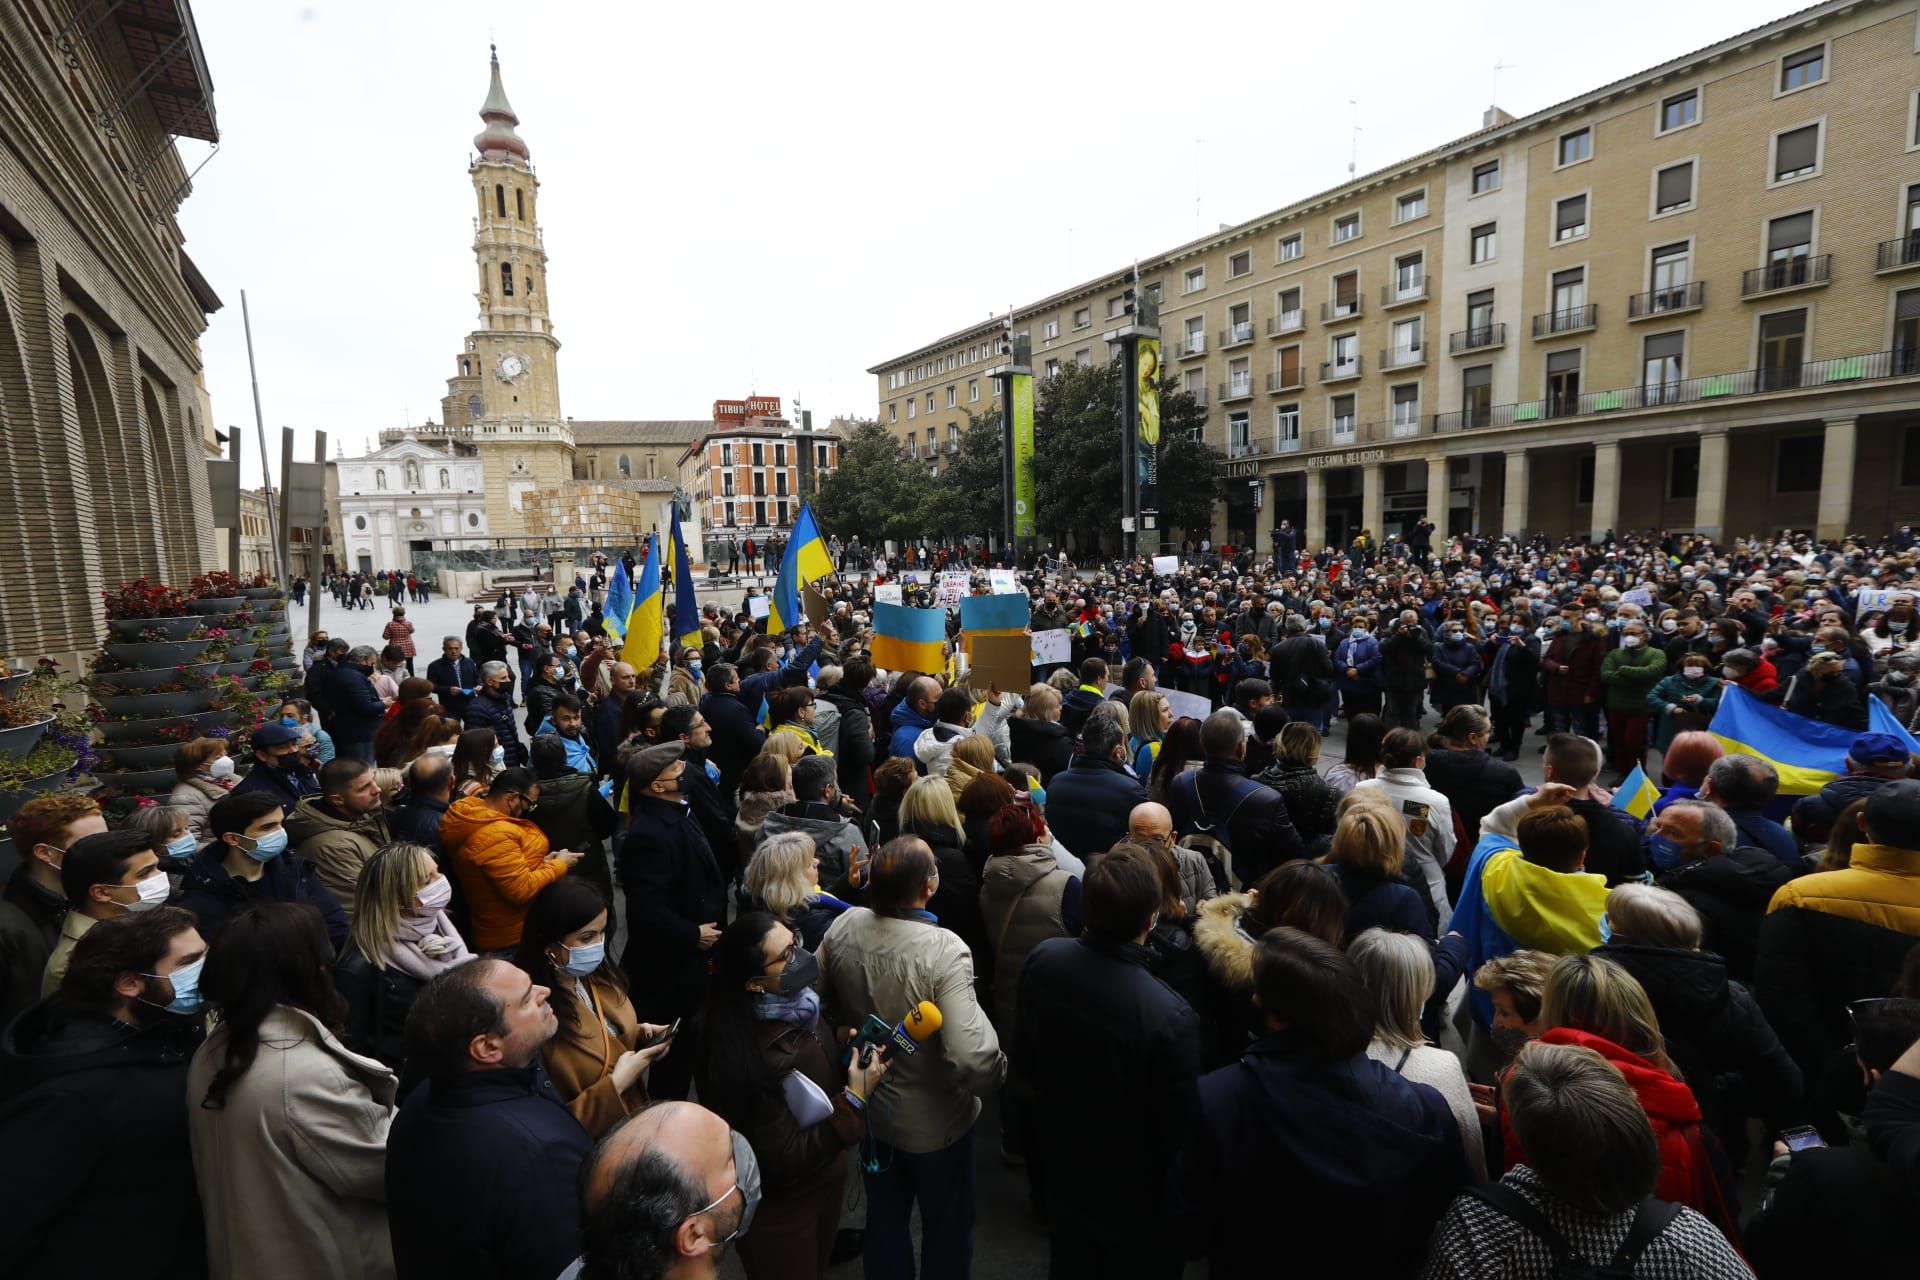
[440,46,574,536]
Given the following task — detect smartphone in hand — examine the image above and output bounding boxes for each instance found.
[642,1018,682,1050]
[1780,1125,1826,1152]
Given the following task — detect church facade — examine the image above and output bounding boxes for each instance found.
[332,437,489,574]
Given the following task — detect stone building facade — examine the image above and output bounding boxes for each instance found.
[333,436,489,573]
[0,1,221,660]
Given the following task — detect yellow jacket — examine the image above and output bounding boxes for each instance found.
[440,795,566,951]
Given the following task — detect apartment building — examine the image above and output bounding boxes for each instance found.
[867,0,1920,547]
[677,398,841,539]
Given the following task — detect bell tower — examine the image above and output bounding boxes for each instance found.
[442,46,574,536]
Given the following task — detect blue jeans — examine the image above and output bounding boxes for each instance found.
[864,1127,976,1280]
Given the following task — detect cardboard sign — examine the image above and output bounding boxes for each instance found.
[746,596,770,620]
[1152,555,1179,576]
[989,569,1021,595]
[802,585,831,627]
[874,582,903,605]
[961,593,1030,635]
[1161,689,1215,724]
[965,634,1032,694]
[1621,587,1654,607]
[938,571,969,608]
[1030,629,1071,666]
[1857,587,1899,618]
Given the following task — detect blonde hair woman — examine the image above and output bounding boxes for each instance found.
[335,843,470,1068]
[1010,684,1074,785]
[743,829,852,950]
[1539,953,1678,1076]
[1128,689,1171,778]
[733,753,794,868]
[1321,804,1430,942]
[758,730,807,770]
[1348,928,1486,1180]
[944,733,998,805]
[898,774,985,955]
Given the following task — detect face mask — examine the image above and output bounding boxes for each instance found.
[705,1130,762,1244]
[1555,619,1571,633]
[490,745,507,767]
[280,716,301,729]
[242,828,288,862]
[1622,635,1643,649]
[770,946,820,995]
[415,876,453,915]
[140,954,206,1015]
[1584,612,1600,622]
[207,756,236,780]
[1447,630,1463,641]
[689,661,703,677]
[1509,623,1524,635]
[1660,618,1678,632]
[558,938,606,977]
[1682,666,1707,680]
[1645,831,1688,872]
[1316,616,1330,628]
[1489,1024,1530,1059]
[120,873,171,913]
[1597,911,1613,943]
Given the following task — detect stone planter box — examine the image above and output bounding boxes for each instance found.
[106,615,201,640]
[104,639,213,667]
[0,670,29,700]
[92,661,224,691]
[97,710,232,743]
[88,766,175,793]
[98,687,222,718]
[226,643,259,662]
[213,660,266,678]
[0,765,78,821]
[240,587,284,600]
[271,654,298,671]
[95,741,188,771]
[0,716,53,758]
[188,596,246,615]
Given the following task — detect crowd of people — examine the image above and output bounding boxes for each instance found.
[323,570,434,611]
[4,522,1920,1279]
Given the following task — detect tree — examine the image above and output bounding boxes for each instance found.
[813,419,910,544]
[1155,383,1225,547]
[921,409,1007,541]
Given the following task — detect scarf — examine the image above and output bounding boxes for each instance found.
[736,788,795,835]
[752,986,820,1027]
[384,909,474,980]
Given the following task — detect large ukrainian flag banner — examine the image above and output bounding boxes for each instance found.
[872,601,947,674]
[1708,685,1920,796]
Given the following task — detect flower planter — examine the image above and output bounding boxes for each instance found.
[0,766,78,820]
[213,661,263,678]
[87,766,175,793]
[271,654,299,671]
[97,709,233,743]
[188,596,246,615]
[226,643,259,662]
[0,670,29,700]
[106,615,201,640]
[104,639,213,667]
[239,587,284,600]
[92,661,223,691]
[97,687,222,718]
[0,716,53,758]
[95,741,186,771]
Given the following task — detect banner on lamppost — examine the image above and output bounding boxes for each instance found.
[1137,336,1162,524]
[1010,373,1036,540]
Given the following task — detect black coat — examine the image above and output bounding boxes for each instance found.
[0,1002,205,1279]
[1657,845,1800,981]
[1253,761,1339,847]
[522,677,567,740]
[1059,685,1106,737]
[230,759,319,815]
[334,944,426,1071]
[619,797,727,1020]
[679,747,741,882]
[1166,761,1306,887]
[304,656,340,727]
[1747,1099,1920,1275]
[1785,671,1867,730]
[388,794,450,853]
[426,654,479,721]
[899,818,987,971]
[328,662,387,746]
[463,688,525,767]
[699,690,766,797]
[386,1063,592,1280]
[1485,634,1541,709]
[1379,626,1433,693]
[1045,755,1148,861]
[820,687,875,810]
[1423,747,1524,837]
[178,844,347,948]
[1272,634,1336,709]
[586,692,628,782]
[1565,796,1646,886]
[1008,716,1075,784]
[1016,938,1200,1265]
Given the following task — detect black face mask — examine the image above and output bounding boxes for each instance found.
[774,947,820,995]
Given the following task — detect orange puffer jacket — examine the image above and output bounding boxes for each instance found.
[440,795,565,950]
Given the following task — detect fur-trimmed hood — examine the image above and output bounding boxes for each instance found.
[1195,891,1258,989]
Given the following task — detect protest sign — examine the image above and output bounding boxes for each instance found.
[989,569,1021,595]
[746,596,769,620]
[1152,555,1179,576]
[874,582,903,605]
[1030,629,1071,666]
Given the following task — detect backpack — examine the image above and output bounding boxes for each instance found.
[1177,770,1264,891]
[1466,1183,1682,1280]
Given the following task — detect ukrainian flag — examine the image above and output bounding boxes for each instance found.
[603,554,634,639]
[768,503,835,635]
[1709,685,1920,796]
[1609,764,1660,820]
[872,601,946,674]
[669,506,701,651]
[620,533,664,672]
[1448,833,1610,1024]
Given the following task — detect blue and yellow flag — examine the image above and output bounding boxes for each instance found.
[602,554,634,639]
[872,601,947,674]
[619,533,664,671]
[669,506,701,651]
[1709,685,1920,796]
[1609,764,1660,820]
[768,503,835,635]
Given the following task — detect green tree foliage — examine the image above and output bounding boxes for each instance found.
[812,419,909,543]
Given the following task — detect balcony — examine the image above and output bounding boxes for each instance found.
[1218,377,1255,403]
[1277,428,1302,454]
[1177,334,1207,358]
[1390,412,1423,437]
[1219,322,1256,349]
[1266,369,1305,393]
[1382,276,1429,308]
[1185,387,1209,408]
[1379,345,1426,371]
[1320,356,1363,383]
[1531,305,1598,338]
[1267,311,1305,337]
[1628,282,1705,320]
[1877,235,1920,275]
[1449,323,1506,354]
[1227,438,1261,459]
[1304,421,1384,450]
[1321,297,1364,322]
[1741,254,1831,298]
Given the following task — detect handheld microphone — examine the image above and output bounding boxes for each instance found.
[851,1000,943,1060]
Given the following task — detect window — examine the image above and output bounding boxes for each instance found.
[1773,124,1821,182]
[1776,436,1824,493]
[1278,234,1303,262]
[355,515,367,530]
[515,188,525,220]
[1075,349,1092,367]
[1767,211,1814,284]
[941,386,953,408]
[1333,213,1360,243]
[752,472,765,497]
[1669,444,1700,500]
[888,403,898,423]
[1642,331,1684,402]
[968,379,980,402]
[1394,253,1424,298]
[1463,365,1492,426]
[1554,194,1588,241]
[1333,272,1359,317]
[1396,189,1427,222]
[1551,267,1586,319]
[617,454,631,478]
[1758,309,1807,390]
[1330,333,1358,373]
[724,501,735,526]
[1228,250,1252,277]
[1278,345,1302,387]
[1546,349,1583,416]
[1276,404,1301,451]
[1650,242,1691,307]
[1331,394,1356,436]
[1108,295,1127,318]
[751,442,764,466]
[1896,289,1920,372]
[1472,160,1500,194]
[1184,315,1205,353]
[1391,317,1422,361]
[1660,88,1699,133]
[1780,44,1825,94]
[1184,368,1205,395]
[776,471,789,497]
[1044,358,1061,379]
[906,398,916,419]
[1073,307,1091,329]
[1654,161,1695,214]
[1184,266,1206,293]
[947,423,959,448]
[1043,318,1059,340]
[1467,289,1495,340]
[926,427,935,454]
[721,471,734,496]
[495,184,505,217]
[1228,411,1252,454]
[755,500,767,526]
[1471,223,1497,264]
[925,392,934,412]
[1228,302,1252,343]
[1145,282,1163,304]
[1228,357,1251,396]
[907,436,917,459]
[1276,287,1302,329]
[500,262,514,296]
[1558,128,1591,166]
[1392,384,1420,429]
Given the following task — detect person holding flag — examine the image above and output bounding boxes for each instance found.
[669,505,702,657]
[619,533,666,680]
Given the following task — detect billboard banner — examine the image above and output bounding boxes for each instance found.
[1137,337,1161,521]
[1011,372,1036,540]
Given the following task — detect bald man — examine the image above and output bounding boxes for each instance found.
[1128,802,1218,912]
[590,660,639,777]
[567,1101,758,1280]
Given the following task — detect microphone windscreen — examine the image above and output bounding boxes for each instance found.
[904,1000,943,1041]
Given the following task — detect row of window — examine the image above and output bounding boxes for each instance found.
[905,422,963,460]
[718,499,792,528]
[887,378,987,423]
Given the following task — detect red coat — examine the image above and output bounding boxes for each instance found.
[1736,655,1780,695]
[1502,1028,1741,1244]
[1541,631,1603,708]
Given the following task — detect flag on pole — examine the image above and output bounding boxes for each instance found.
[670,505,701,651]
[1609,764,1660,820]
[620,533,664,671]
[603,553,634,639]
[768,503,835,635]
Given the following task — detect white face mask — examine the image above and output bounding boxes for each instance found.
[1660,619,1678,633]
[122,873,171,913]
[1622,635,1643,649]
[207,756,236,780]
[1683,666,1705,679]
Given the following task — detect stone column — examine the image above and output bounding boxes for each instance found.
[1502,449,1531,539]
[1425,456,1450,535]
[1589,440,1621,544]
[1816,417,1858,541]
[1304,466,1326,552]
[1361,463,1385,539]
[1693,429,1729,540]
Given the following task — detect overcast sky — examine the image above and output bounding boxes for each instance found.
[188,0,1780,484]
